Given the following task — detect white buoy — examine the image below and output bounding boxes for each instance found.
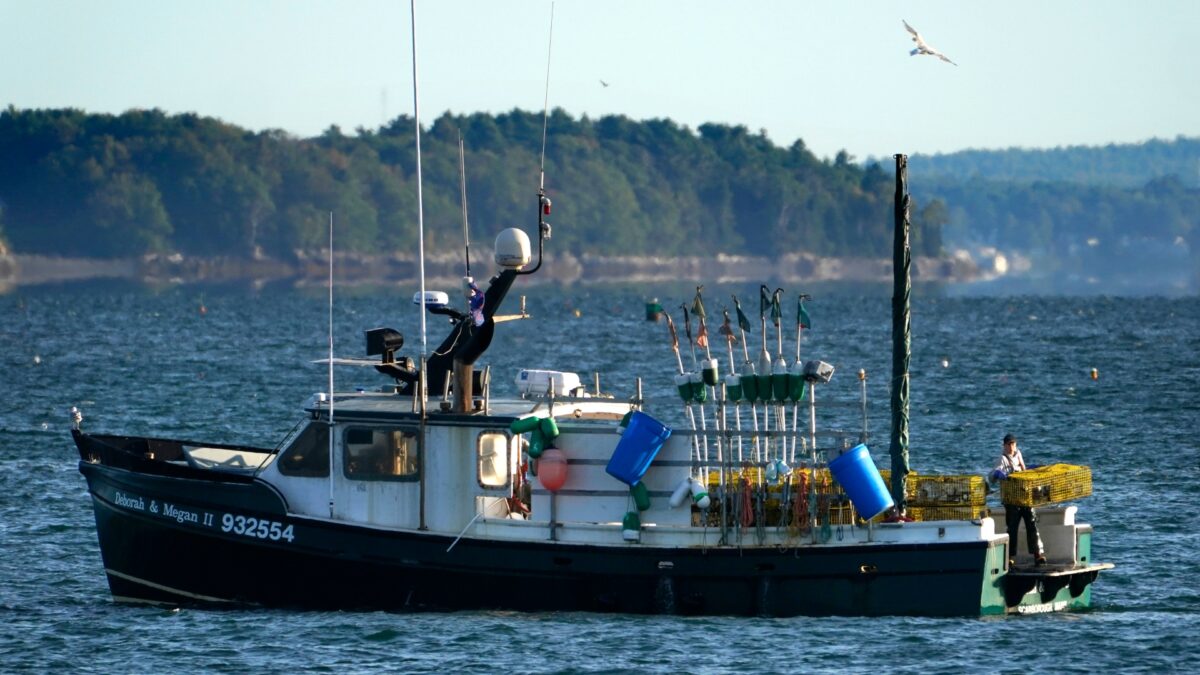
[689,477,710,509]
[669,476,692,508]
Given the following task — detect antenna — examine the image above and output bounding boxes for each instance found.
[327,211,335,516]
[538,2,555,191]
[518,1,556,277]
[458,132,471,279]
[410,0,428,366]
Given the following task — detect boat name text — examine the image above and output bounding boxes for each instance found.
[162,503,200,525]
[114,491,145,511]
[1017,600,1068,615]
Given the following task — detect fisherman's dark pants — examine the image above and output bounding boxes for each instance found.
[1005,505,1043,557]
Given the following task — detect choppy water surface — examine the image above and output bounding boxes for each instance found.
[1,281,1198,673]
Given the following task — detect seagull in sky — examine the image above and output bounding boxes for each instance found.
[903,20,957,66]
[599,79,610,87]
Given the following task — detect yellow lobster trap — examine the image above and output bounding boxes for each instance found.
[1000,463,1092,507]
[909,474,987,506]
[880,470,986,506]
[908,505,989,522]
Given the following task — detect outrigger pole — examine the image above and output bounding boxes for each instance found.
[890,154,912,514]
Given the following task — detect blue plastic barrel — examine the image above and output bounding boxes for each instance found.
[606,411,672,485]
[828,444,894,520]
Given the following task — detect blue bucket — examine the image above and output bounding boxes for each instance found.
[828,444,894,520]
[606,411,672,485]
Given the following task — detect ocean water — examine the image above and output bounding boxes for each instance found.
[1,280,1198,673]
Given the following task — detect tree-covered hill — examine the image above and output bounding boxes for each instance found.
[2,106,1196,291]
[0,106,945,262]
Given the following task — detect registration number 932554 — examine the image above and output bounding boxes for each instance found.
[221,513,295,543]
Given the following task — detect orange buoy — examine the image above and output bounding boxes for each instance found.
[538,448,568,492]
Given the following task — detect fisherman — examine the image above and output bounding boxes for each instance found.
[992,433,1046,565]
[465,276,485,327]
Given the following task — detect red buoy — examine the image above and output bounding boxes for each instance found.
[538,448,568,492]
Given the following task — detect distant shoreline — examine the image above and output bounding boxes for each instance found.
[0,251,986,288]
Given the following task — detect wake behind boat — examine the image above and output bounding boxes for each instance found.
[73,157,1111,616]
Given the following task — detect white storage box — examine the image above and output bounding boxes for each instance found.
[515,369,583,397]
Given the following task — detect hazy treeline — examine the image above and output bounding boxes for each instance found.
[896,137,1199,285]
[906,137,1200,188]
[927,174,1199,258]
[0,106,945,261]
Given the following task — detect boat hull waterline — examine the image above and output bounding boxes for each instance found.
[79,459,1098,617]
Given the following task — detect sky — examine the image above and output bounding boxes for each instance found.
[2,0,1198,161]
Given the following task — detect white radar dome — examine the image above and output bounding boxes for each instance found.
[494,228,532,269]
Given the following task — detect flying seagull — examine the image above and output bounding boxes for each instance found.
[903,20,957,66]
[599,79,610,87]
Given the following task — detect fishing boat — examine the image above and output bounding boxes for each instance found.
[72,153,1112,616]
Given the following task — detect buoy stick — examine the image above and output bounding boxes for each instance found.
[733,296,752,366]
[789,409,797,467]
[791,295,809,463]
[758,286,773,462]
[758,285,770,370]
[681,302,705,470]
[721,311,743,462]
[681,304,699,369]
[693,286,713,363]
[665,313,686,375]
[774,289,789,466]
[773,288,784,361]
[666,312,702,466]
[732,294,758,463]
[721,309,738,376]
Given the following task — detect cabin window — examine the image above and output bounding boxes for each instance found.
[343,426,419,481]
[277,423,330,477]
[477,431,511,489]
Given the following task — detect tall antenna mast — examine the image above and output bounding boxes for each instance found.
[458,132,471,279]
[410,0,428,364]
[327,211,335,516]
[538,2,555,191]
